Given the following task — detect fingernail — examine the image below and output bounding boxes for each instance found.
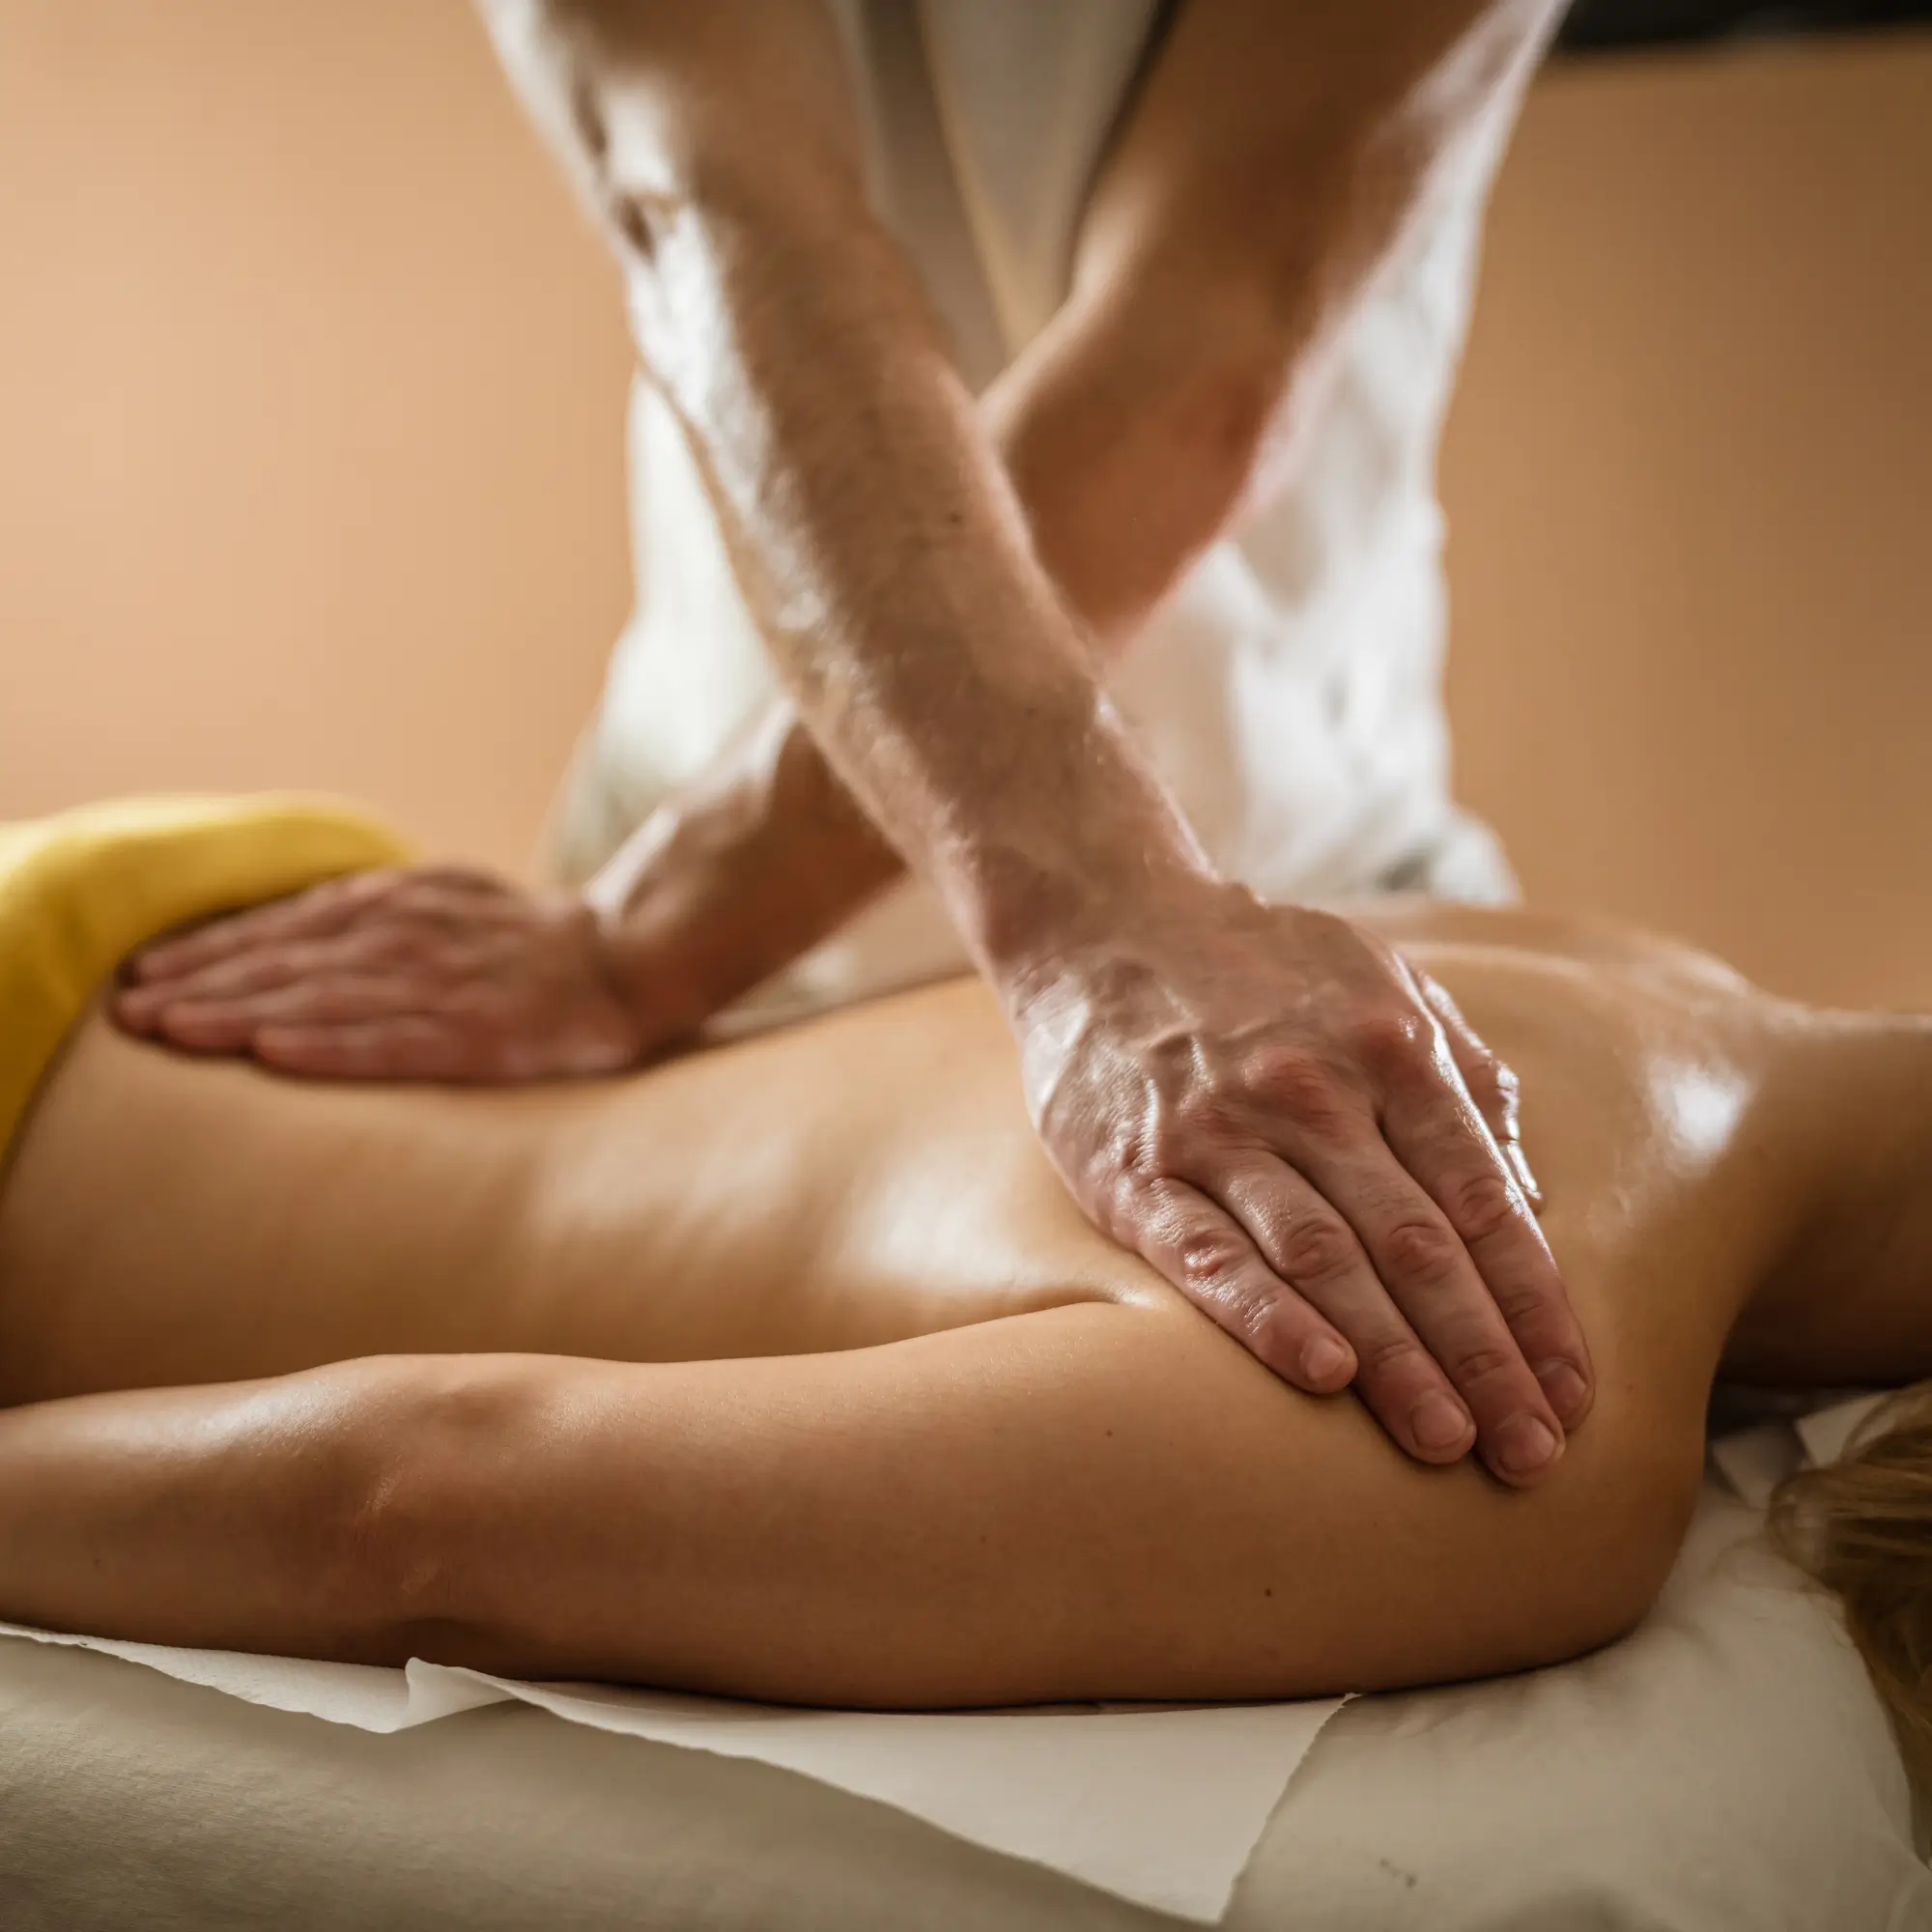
[1299,1337,1352,1387]
[1535,1359,1589,1423]
[1492,1413,1560,1480]
[1411,1393,1474,1453]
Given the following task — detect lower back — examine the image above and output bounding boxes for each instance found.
[0,984,1150,1403]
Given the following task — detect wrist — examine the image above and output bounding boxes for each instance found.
[582,770,905,1043]
[577,817,721,1046]
[968,850,1251,1059]
[934,696,1224,1001]
[583,868,744,1050]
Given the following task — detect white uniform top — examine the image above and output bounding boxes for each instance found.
[550,0,1522,1014]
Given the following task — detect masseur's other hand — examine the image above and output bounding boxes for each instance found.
[1010,886,1593,1487]
[115,868,649,1081]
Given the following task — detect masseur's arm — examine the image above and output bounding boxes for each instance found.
[0,1313,1684,1707]
[530,0,1571,1045]
[126,0,1560,1059]
[122,0,1593,1486]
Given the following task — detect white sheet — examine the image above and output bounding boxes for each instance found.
[0,1614,1342,1922]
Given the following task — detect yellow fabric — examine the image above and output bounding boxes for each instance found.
[0,795,412,1155]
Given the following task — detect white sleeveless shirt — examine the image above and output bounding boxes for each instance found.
[550,0,1522,1013]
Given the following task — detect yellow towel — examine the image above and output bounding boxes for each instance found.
[0,795,412,1155]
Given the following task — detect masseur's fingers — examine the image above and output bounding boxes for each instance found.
[123,867,509,997]
[1130,1176,1360,1397]
[124,870,404,983]
[115,928,409,1033]
[1413,969,1541,1208]
[134,976,440,1054]
[1296,1129,1561,1484]
[253,1016,484,1083]
[1204,1154,1479,1462]
[113,867,646,1082]
[1369,1024,1594,1454]
[1013,892,1592,1483]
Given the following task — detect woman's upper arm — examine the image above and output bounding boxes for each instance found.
[383,1300,1692,1709]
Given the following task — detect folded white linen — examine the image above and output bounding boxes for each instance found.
[1708,1389,1889,1508]
[0,1613,1343,1921]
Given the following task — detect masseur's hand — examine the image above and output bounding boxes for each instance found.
[114,704,910,1079]
[115,868,651,1080]
[1009,882,1592,1488]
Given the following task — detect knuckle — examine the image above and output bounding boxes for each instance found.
[1271,1215,1357,1287]
[1177,1251,1281,1338]
[398,881,457,923]
[1356,1333,1432,1387]
[335,873,394,915]
[1174,1221,1252,1292]
[1379,1213,1462,1286]
[1492,1275,1564,1331]
[1439,1165,1522,1242]
[1461,1050,1506,1109]
[1354,1007,1433,1076]
[1444,1341,1526,1392]
[1255,1052,1350,1129]
[1223,1287,1283,1342]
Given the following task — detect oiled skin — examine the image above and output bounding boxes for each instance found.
[0,906,1825,1399]
[0,902,1926,1706]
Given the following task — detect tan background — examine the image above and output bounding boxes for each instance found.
[2,6,1927,1008]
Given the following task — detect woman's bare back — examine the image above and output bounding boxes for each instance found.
[0,902,1809,1411]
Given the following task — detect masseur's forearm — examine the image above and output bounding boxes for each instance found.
[581,250,1321,1012]
[539,0,1563,1010]
[491,2,1211,982]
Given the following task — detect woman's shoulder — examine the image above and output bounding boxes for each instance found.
[1343,897,1758,997]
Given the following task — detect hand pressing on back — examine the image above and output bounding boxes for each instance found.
[116,867,653,1082]
[1005,880,1590,1489]
[116,705,907,1083]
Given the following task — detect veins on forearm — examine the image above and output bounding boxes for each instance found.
[622,174,1204,942]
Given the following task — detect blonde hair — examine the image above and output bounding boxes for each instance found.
[1767,1382,1932,1779]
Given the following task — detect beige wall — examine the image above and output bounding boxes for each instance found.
[3,7,1928,1007]
[0,0,633,870]
[1443,32,1932,1009]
